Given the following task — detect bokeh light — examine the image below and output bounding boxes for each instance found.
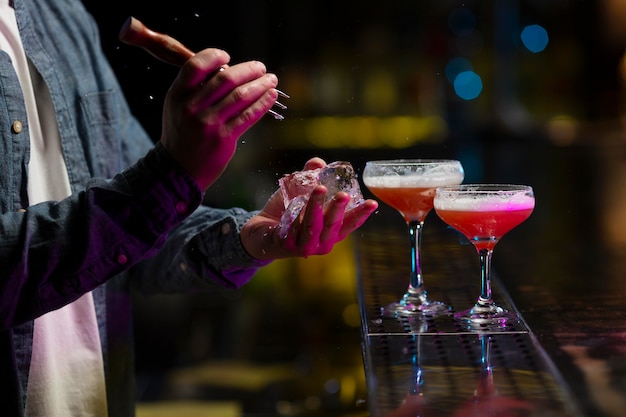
[521,24,549,53]
[453,71,483,100]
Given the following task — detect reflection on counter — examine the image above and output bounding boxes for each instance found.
[367,334,573,417]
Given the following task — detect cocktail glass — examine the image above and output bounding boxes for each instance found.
[433,184,535,328]
[363,159,464,316]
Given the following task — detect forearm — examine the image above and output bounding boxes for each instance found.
[130,206,272,293]
[0,143,202,328]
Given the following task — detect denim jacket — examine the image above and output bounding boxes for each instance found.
[0,0,270,415]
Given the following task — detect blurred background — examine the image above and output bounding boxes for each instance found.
[82,1,626,415]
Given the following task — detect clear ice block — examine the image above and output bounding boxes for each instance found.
[278,161,364,238]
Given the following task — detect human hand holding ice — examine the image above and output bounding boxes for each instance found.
[278,161,365,238]
[239,158,377,260]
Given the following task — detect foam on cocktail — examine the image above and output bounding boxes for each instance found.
[434,194,535,212]
[364,170,465,188]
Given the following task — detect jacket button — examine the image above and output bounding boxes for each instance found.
[12,120,23,133]
[175,201,188,214]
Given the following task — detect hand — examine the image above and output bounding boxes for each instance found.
[240,158,379,260]
[160,48,279,191]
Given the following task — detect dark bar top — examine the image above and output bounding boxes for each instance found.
[355,138,626,417]
[490,138,626,417]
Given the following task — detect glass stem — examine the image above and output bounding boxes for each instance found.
[408,220,424,291]
[477,248,494,305]
[411,334,423,395]
[477,334,494,396]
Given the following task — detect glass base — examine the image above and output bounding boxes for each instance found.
[384,292,452,317]
[454,303,520,329]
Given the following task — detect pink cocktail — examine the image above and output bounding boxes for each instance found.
[434,184,535,327]
[435,204,534,251]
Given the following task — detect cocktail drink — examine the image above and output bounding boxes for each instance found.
[363,160,464,316]
[434,184,535,327]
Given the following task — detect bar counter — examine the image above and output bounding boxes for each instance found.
[354,138,626,417]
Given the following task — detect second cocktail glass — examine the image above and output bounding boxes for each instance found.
[363,159,464,316]
[434,184,535,328]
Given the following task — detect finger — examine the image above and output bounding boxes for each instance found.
[338,199,378,240]
[296,186,326,251]
[303,157,326,171]
[202,60,271,109]
[177,49,231,89]
[222,86,279,139]
[225,73,279,118]
[319,191,350,244]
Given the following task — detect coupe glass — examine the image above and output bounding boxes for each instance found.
[363,159,464,316]
[434,184,535,327]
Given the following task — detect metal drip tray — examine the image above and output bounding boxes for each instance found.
[355,226,582,416]
[362,333,577,416]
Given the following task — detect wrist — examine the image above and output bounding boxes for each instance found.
[240,220,277,261]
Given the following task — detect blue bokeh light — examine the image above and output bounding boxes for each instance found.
[453,71,483,100]
[521,24,549,53]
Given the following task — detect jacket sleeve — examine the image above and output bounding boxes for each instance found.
[0,143,202,329]
[127,206,273,294]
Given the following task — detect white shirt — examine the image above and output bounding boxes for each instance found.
[0,1,108,416]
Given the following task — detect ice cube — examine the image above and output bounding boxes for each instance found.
[277,161,364,238]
